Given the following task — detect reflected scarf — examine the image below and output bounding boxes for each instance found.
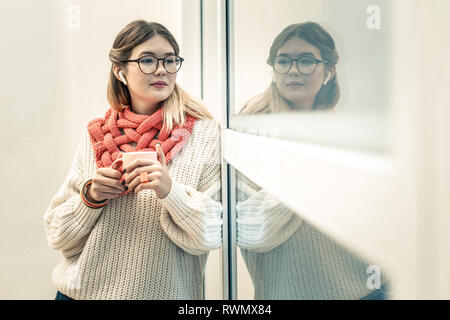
[87,106,197,171]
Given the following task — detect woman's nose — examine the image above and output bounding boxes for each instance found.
[287,62,301,76]
[154,60,166,76]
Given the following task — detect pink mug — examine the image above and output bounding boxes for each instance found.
[110,151,158,171]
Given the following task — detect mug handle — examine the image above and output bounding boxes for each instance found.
[110,152,124,170]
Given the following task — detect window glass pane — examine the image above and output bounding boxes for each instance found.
[230,0,390,149]
[235,168,391,299]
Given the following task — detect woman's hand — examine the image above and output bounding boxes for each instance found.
[87,168,126,202]
[123,144,172,199]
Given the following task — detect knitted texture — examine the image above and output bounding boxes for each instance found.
[44,116,223,300]
[236,171,389,300]
[87,106,196,170]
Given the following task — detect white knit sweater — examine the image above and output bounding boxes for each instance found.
[44,117,223,300]
[236,171,389,300]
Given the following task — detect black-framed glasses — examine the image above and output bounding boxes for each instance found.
[273,56,327,75]
[121,54,184,74]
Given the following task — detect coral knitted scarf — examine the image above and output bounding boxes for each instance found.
[87,106,197,171]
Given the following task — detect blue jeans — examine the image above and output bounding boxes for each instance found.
[54,285,389,301]
[360,283,390,300]
[55,291,74,300]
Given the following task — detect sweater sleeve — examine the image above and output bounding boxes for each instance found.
[43,129,104,258]
[159,123,223,256]
[236,171,303,253]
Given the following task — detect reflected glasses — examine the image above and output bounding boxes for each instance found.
[121,55,184,74]
[273,56,327,75]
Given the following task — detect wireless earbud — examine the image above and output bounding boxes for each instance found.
[119,70,127,86]
[323,72,331,86]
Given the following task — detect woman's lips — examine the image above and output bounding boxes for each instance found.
[286,82,305,88]
[151,81,167,88]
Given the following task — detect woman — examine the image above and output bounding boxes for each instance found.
[44,20,223,300]
[236,22,389,299]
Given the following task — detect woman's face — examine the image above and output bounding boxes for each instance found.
[273,37,330,110]
[116,35,177,109]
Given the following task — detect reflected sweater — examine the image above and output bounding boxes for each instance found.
[44,118,223,300]
[236,172,389,300]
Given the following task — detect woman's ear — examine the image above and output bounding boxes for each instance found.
[118,71,127,86]
[113,65,127,84]
[323,66,336,86]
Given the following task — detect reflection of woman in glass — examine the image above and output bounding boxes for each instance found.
[240,22,339,114]
[236,22,389,299]
[43,21,222,300]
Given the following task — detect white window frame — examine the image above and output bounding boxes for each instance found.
[204,0,450,299]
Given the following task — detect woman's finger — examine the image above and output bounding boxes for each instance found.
[97,167,122,179]
[96,176,125,191]
[95,184,125,194]
[94,170,125,189]
[124,164,160,185]
[129,172,160,193]
[126,175,141,193]
[134,181,158,194]
[156,144,167,167]
[124,159,159,176]
[89,186,124,202]
[126,171,157,193]
[148,171,161,181]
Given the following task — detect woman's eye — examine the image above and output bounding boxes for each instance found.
[165,56,180,64]
[300,58,315,65]
[141,57,156,64]
[277,59,290,65]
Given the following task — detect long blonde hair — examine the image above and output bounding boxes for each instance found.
[107,20,214,131]
[239,82,292,115]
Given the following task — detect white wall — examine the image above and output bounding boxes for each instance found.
[0,0,60,300]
